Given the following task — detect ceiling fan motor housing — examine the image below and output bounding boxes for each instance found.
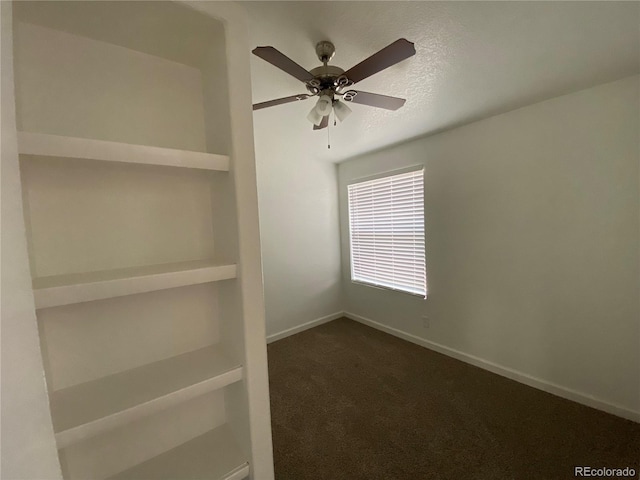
[307,66,345,92]
[304,41,355,96]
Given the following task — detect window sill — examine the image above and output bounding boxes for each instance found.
[351,280,427,299]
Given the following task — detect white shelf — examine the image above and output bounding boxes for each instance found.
[18,132,230,171]
[33,261,237,309]
[52,345,243,449]
[107,425,249,480]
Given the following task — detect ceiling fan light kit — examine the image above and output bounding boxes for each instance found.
[252,39,416,131]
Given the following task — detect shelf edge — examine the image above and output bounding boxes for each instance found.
[55,366,243,449]
[224,463,250,480]
[18,132,230,171]
[34,264,237,309]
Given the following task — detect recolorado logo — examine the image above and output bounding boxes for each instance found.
[575,466,637,477]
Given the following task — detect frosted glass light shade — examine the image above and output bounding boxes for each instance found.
[307,106,323,126]
[333,100,352,122]
[315,95,332,116]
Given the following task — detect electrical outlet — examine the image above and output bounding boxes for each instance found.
[422,315,430,329]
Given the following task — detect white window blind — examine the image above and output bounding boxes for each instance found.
[347,169,426,297]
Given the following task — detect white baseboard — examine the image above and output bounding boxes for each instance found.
[344,311,640,423]
[267,312,344,344]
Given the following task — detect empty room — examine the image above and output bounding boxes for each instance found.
[1,1,638,480]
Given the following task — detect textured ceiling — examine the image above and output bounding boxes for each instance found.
[244,1,639,163]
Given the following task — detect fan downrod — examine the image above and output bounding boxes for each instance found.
[315,41,335,64]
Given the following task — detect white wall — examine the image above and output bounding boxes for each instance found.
[245,9,343,338]
[0,3,62,478]
[339,75,640,419]
[252,121,343,336]
[14,22,207,152]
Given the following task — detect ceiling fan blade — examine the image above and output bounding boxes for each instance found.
[345,91,406,110]
[343,39,415,84]
[313,115,329,130]
[253,94,311,111]
[252,46,315,83]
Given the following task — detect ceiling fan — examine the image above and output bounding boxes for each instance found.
[252,39,416,130]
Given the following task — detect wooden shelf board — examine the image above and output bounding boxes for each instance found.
[18,132,229,171]
[52,345,242,448]
[107,425,249,480]
[33,260,237,309]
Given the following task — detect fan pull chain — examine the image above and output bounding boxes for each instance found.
[327,113,331,149]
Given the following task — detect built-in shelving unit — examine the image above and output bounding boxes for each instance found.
[107,425,249,480]
[18,132,230,171]
[8,1,274,479]
[52,345,242,448]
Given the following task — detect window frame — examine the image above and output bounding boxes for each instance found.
[346,165,427,298]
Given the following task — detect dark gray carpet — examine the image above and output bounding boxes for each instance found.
[267,318,639,480]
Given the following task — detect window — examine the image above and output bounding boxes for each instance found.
[347,168,426,297]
